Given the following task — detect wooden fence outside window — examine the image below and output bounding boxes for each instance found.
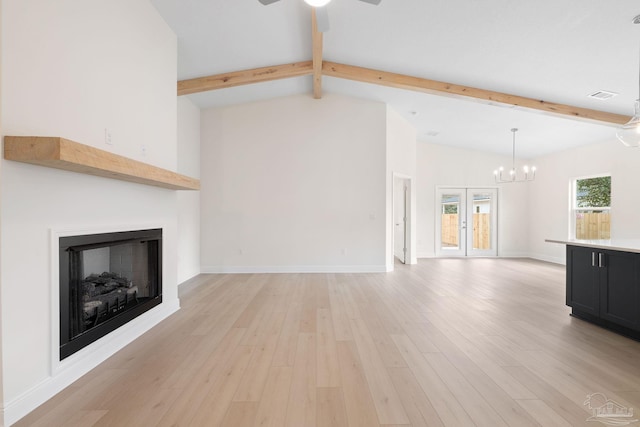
[576,212,610,239]
[442,212,610,248]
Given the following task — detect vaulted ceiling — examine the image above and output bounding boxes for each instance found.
[150,0,640,158]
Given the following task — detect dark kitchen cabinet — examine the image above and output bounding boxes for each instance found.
[566,245,640,338]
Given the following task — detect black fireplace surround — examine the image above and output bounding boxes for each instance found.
[59,228,162,360]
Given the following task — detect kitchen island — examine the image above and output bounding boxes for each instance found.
[547,238,640,340]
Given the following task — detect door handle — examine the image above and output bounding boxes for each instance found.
[591,252,605,268]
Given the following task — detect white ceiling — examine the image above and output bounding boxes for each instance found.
[150,0,640,158]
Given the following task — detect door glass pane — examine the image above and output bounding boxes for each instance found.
[472,193,491,250]
[440,194,460,250]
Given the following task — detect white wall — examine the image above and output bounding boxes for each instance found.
[416,141,530,258]
[177,97,201,283]
[386,108,417,268]
[0,0,179,424]
[528,137,640,264]
[200,94,388,272]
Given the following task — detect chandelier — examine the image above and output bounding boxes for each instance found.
[493,128,536,183]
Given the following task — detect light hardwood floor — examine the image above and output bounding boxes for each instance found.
[15,258,640,426]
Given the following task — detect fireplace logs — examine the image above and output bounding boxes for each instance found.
[82,272,138,326]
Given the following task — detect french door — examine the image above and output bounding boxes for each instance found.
[435,188,498,257]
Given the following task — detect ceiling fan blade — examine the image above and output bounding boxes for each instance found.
[315,6,330,32]
[357,0,381,4]
[258,0,281,5]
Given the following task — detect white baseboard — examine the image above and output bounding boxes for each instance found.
[417,252,565,265]
[417,253,528,259]
[417,252,436,258]
[201,265,388,274]
[528,252,566,265]
[497,251,531,258]
[4,300,180,426]
[177,269,202,286]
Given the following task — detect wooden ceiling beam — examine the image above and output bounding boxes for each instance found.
[176,60,629,127]
[311,9,323,99]
[322,61,629,126]
[177,61,314,96]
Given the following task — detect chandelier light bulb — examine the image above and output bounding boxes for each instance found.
[304,0,331,7]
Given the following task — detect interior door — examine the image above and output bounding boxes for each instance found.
[401,183,408,263]
[436,188,498,257]
[394,177,409,263]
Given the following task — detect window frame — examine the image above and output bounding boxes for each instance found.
[570,173,611,240]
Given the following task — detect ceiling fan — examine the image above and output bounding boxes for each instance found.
[258,0,381,32]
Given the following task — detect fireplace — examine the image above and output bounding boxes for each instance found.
[59,228,162,360]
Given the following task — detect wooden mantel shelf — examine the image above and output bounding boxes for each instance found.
[4,136,200,190]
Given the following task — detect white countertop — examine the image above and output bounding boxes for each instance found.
[546,238,640,254]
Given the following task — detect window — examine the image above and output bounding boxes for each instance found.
[572,175,611,240]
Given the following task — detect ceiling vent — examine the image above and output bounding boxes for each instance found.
[587,90,618,100]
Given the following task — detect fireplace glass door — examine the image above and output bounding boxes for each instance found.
[59,229,162,359]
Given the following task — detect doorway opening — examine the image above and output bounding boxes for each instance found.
[435,188,498,257]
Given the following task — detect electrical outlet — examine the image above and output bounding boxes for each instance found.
[141,145,147,156]
[104,128,113,145]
